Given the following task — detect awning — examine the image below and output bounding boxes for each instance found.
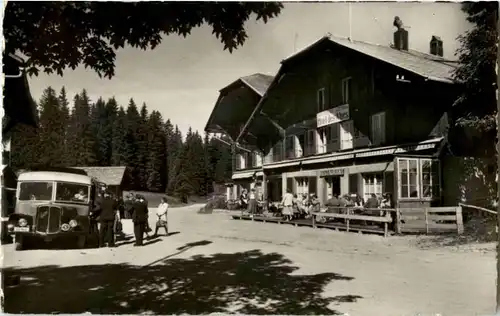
[231,169,265,180]
[347,162,394,174]
[232,171,256,180]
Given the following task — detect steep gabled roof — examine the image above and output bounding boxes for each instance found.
[73,166,127,186]
[239,73,275,96]
[205,73,275,139]
[283,35,457,83]
[236,34,459,143]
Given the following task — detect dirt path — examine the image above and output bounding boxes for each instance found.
[2,205,495,315]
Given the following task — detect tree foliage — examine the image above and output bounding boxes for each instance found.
[3,2,283,78]
[452,2,498,156]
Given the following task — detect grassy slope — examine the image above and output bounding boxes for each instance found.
[123,191,208,208]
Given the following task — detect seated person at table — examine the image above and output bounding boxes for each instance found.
[364,193,380,210]
[240,189,249,209]
[308,194,321,213]
[351,194,364,207]
[325,193,341,213]
[380,193,392,208]
[339,194,353,213]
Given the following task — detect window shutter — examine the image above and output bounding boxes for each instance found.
[380,112,386,144]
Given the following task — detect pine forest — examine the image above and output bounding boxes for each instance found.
[10,87,233,199]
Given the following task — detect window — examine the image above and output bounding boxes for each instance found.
[56,182,91,204]
[420,159,440,198]
[398,158,440,199]
[19,182,54,201]
[363,173,383,200]
[296,177,309,196]
[341,77,352,104]
[304,130,316,155]
[317,88,326,112]
[285,135,296,159]
[237,153,246,169]
[254,152,263,167]
[340,120,354,150]
[370,112,386,145]
[326,124,339,144]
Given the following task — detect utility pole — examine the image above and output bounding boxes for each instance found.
[496,3,500,312]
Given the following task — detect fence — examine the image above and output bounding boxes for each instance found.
[396,206,464,235]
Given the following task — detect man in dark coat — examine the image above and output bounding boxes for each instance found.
[132,195,149,246]
[93,191,118,248]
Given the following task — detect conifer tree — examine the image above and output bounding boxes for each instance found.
[57,87,70,165]
[38,86,65,166]
[146,110,166,192]
[163,119,174,191]
[111,104,128,166]
[10,108,40,169]
[137,103,150,190]
[67,90,96,166]
[125,98,141,189]
[90,97,110,166]
[167,125,183,194]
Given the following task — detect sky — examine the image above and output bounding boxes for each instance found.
[28,2,471,137]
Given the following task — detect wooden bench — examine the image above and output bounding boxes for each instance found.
[311,211,393,237]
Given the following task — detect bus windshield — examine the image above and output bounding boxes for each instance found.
[55,182,90,204]
[19,182,54,201]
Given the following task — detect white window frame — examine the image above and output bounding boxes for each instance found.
[370,111,386,146]
[254,152,263,167]
[340,120,354,150]
[397,157,441,200]
[419,158,441,199]
[341,77,351,104]
[239,153,246,170]
[295,177,309,196]
[317,88,326,112]
[362,173,383,200]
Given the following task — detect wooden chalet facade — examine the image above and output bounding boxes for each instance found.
[207,26,470,209]
[205,73,276,200]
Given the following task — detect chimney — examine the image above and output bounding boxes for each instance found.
[393,16,409,51]
[429,35,444,57]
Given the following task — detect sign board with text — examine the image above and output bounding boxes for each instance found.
[316,104,350,128]
[319,168,345,177]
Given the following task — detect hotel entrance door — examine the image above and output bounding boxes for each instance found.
[325,176,341,199]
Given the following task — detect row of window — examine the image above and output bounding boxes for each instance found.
[273,158,440,203]
[317,77,352,112]
[266,112,386,163]
[398,158,440,199]
[237,151,263,170]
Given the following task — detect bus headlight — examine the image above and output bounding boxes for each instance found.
[69,220,78,228]
[7,224,14,231]
[61,223,70,231]
[18,218,27,227]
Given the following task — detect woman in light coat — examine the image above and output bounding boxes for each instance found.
[154,197,169,236]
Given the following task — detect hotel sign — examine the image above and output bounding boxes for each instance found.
[316,104,350,128]
[320,168,345,177]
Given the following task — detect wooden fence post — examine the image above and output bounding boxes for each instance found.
[456,206,464,235]
[425,208,429,235]
[396,208,401,234]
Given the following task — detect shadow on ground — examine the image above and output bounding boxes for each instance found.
[3,243,361,314]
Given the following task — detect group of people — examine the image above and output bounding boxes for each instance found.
[91,189,169,248]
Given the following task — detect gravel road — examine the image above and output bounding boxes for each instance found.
[1,205,496,315]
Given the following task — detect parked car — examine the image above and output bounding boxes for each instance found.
[7,169,100,250]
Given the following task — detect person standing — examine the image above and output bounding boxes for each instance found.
[93,191,118,248]
[154,197,169,236]
[247,188,257,216]
[281,189,294,221]
[132,195,149,246]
